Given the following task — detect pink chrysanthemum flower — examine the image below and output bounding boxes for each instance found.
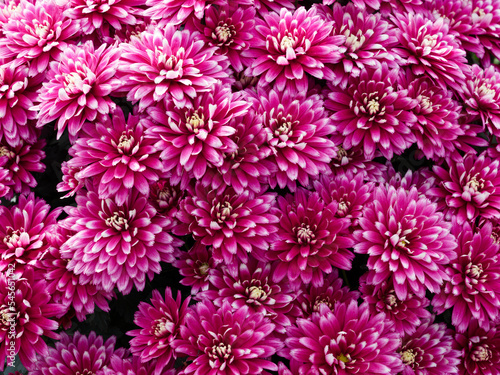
[354,186,457,300]
[0,62,41,147]
[381,165,437,202]
[68,107,163,205]
[188,4,255,73]
[359,274,431,337]
[463,64,500,137]
[118,25,229,110]
[253,0,295,15]
[146,82,248,180]
[143,0,226,26]
[296,270,360,318]
[283,301,403,374]
[174,182,279,271]
[429,152,500,224]
[269,188,354,289]
[62,0,143,35]
[173,300,282,374]
[326,63,417,160]
[202,108,275,194]
[244,7,345,91]
[0,266,65,372]
[456,319,500,375]
[399,317,461,375]
[56,161,84,198]
[399,71,463,160]
[470,0,500,60]
[0,193,61,273]
[31,331,127,375]
[0,0,79,76]
[432,221,500,333]
[199,258,299,334]
[35,41,121,141]
[250,87,336,190]
[128,287,190,375]
[352,0,423,15]
[391,12,469,94]
[148,178,184,219]
[0,138,45,198]
[173,241,215,296]
[325,3,399,89]
[40,225,114,322]
[102,354,173,375]
[61,187,182,294]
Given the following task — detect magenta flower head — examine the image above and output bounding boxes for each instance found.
[391,12,469,94]
[471,0,500,61]
[61,185,182,295]
[31,331,127,375]
[143,0,226,27]
[354,185,457,300]
[283,301,403,374]
[0,0,79,76]
[0,193,61,273]
[35,41,121,142]
[0,62,42,147]
[128,287,190,375]
[146,82,249,180]
[296,270,360,318]
[249,86,336,190]
[174,182,280,272]
[62,0,143,35]
[399,70,463,161]
[188,4,256,73]
[57,161,84,198]
[173,300,282,375]
[67,107,163,206]
[359,274,431,337]
[118,24,229,110]
[326,2,399,89]
[199,258,299,334]
[456,319,500,375]
[0,266,65,371]
[326,63,417,160]
[463,64,500,137]
[432,221,500,333]
[268,187,354,289]
[399,317,461,375]
[244,6,345,91]
[429,152,500,224]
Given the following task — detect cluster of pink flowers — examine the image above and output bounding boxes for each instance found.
[2,0,500,374]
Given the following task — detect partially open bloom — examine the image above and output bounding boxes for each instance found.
[173,301,282,374]
[429,152,500,224]
[143,0,226,26]
[146,82,249,179]
[199,258,299,334]
[62,187,182,294]
[0,62,41,147]
[0,266,65,371]
[251,87,336,190]
[128,287,190,375]
[56,161,84,198]
[432,221,500,332]
[283,301,403,374]
[354,186,457,300]
[391,12,469,94]
[118,25,229,110]
[326,63,417,160]
[0,0,79,76]
[35,41,121,141]
[174,182,279,271]
[0,193,61,273]
[31,331,126,375]
[68,107,163,205]
[244,7,345,91]
[399,317,461,375]
[269,188,354,289]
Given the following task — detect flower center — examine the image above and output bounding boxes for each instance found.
[0,146,15,159]
[417,94,433,113]
[209,342,232,362]
[476,81,495,98]
[75,370,96,375]
[472,344,491,362]
[213,23,235,45]
[337,199,349,217]
[401,349,417,366]
[198,262,210,276]
[280,34,297,52]
[367,99,380,115]
[465,174,484,194]
[473,6,486,19]
[295,223,315,244]
[3,227,25,248]
[337,353,350,363]
[63,72,84,94]
[0,305,16,329]
[33,19,51,39]
[185,110,205,134]
[421,34,438,50]
[153,316,174,338]
[247,285,268,302]
[385,292,398,309]
[215,201,233,223]
[116,131,135,154]
[313,295,333,312]
[105,211,129,231]
[156,48,183,81]
[274,117,294,138]
[344,29,365,52]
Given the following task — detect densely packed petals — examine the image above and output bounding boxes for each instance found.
[143,0,226,26]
